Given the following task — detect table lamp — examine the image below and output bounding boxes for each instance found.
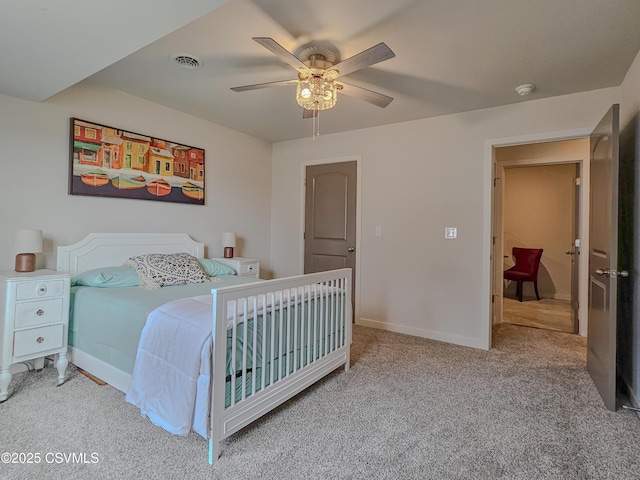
[14,229,43,272]
[222,232,236,258]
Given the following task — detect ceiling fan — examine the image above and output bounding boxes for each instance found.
[231,37,395,118]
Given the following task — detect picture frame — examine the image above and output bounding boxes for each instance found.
[69,118,205,205]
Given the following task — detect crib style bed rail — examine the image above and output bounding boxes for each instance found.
[209,268,352,462]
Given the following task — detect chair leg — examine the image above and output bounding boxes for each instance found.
[534,281,540,300]
[517,281,523,302]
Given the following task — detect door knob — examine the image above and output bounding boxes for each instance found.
[595,268,630,278]
[347,247,355,253]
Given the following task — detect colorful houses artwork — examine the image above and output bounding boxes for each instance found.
[69,118,205,205]
[172,146,204,181]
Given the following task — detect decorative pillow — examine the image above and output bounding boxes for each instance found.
[124,253,209,289]
[198,258,237,277]
[71,266,141,288]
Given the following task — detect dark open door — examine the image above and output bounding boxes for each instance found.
[587,104,622,411]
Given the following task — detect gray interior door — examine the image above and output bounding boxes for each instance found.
[304,161,356,275]
[587,104,620,411]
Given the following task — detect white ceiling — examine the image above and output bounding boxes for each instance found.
[3,0,640,143]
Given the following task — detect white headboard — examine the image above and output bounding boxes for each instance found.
[57,233,205,276]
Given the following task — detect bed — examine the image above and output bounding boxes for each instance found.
[56,233,352,462]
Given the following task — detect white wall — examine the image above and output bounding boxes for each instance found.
[271,87,619,349]
[0,83,273,273]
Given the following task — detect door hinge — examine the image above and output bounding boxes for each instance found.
[576,177,581,186]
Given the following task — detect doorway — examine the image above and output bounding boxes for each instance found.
[301,156,361,321]
[492,139,590,336]
[502,163,577,333]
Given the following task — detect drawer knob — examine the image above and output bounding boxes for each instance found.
[36,309,44,316]
[38,285,47,295]
[36,337,44,344]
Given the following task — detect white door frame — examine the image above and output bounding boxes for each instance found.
[483,128,592,348]
[299,154,362,322]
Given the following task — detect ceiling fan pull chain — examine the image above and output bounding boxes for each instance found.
[312,110,320,140]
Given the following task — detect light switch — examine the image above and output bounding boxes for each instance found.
[375,226,382,237]
[445,227,457,239]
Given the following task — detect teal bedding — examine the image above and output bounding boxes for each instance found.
[68,276,258,375]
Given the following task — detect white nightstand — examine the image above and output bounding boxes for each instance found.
[0,269,70,402]
[213,257,260,279]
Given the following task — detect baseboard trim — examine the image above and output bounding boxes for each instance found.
[356,317,487,350]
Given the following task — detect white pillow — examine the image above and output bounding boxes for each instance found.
[124,253,209,289]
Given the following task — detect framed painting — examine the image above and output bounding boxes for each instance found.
[68,118,205,205]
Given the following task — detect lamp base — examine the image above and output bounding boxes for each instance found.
[223,247,234,258]
[15,253,36,272]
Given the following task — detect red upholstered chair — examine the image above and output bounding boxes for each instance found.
[503,247,544,302]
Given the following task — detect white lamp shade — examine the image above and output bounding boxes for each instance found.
[221,232,236,248]
[14,229,43,254]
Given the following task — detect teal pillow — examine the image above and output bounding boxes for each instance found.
[71,266,141,288]
[198,258,237,277]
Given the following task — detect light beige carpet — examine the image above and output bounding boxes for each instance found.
[1,324,639,480]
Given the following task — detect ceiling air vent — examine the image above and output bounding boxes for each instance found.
[171,54,202,69]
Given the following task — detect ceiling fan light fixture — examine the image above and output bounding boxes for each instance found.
[296,77,336,110]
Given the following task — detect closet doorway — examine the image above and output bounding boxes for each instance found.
[301,156,361,321]
[493,139,589,334]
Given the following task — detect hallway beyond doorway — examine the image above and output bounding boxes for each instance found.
[503,297,574,333]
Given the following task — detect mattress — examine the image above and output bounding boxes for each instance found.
[68,275,258,375]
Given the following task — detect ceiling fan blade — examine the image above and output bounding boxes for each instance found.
[337,82,394,108]
[252,37,311,74]
[326,43,395,79]
[231,79,297,92]
[302,109,318,119]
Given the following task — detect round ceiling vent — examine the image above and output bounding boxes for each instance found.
[171,54,202,69]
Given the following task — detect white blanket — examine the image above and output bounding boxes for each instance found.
[126,284,339,437]
[126,294,214,437]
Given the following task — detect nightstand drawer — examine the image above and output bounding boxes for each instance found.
[16,280,65,300]
[239,263,258,276]
[13,324,63,357]
[14,298,64,328]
